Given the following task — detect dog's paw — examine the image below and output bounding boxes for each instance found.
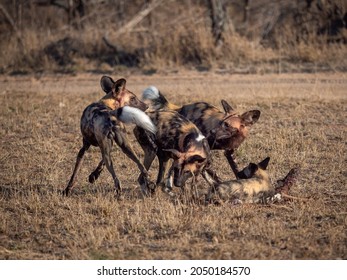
[161,185,175,197]
[88,171,101,184]
[141,182,157,197]
[61,188,69,197]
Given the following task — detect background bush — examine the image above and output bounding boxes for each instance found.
[0,0,346,74]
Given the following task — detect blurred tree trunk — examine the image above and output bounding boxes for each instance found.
[243,0,251,26]
[35,0,85,29]
[68,0,85,29]
[145,0,153,28]
[207,0,226,46]
[0,2,26,54]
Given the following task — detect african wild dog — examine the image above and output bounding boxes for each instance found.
[205,157,273,204]
[63,76,156,197]
[133,110,210,196]
[142,86,260,184]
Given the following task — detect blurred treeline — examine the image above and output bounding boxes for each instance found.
[0,0,346,74]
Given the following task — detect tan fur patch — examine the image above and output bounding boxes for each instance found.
[167,103,181,110]
[180,122,198,134]
[100,94,120,110]
[213,167,272,203]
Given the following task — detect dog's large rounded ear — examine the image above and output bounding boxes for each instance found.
[100,76,115,94]
[237,162,258,179]
[241,110,261,126]
[249,163,259,174]
[187,155,206,164]
[221,99,234,114]
[258,157,270,170]
[162,149,182,160]
[113,78,126,94]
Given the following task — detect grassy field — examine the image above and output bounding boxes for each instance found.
[0,72,346,259]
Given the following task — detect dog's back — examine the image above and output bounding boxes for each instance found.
[80,102,118,147]
[145,110,201,150]
[141,86,260,151]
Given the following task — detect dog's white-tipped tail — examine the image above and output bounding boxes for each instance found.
[142,86,171,110]
[112,106,157,134]
[142,86,160,100]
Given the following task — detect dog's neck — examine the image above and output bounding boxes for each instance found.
[167,102,181,110]
[100,93,120,110]
[253,168,270,183]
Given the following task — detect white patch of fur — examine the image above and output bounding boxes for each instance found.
[166,174,173,189]
[142,86,159,100]
[272,193,282,202]
[196,134,205,142]
[115,106,157,134]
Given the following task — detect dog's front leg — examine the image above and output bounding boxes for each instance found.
[201,168,221,204]
[63,140,90,196]
[161,165,175,197]
[224,149,240,178]
[202,167,223,185]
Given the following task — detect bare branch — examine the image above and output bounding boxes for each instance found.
[115,0,164,36]
[207,0,227,46]
[34,0,68,12]
[0,3,18,32]
[0,3,25,52]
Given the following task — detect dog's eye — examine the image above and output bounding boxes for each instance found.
[130,96,135,102]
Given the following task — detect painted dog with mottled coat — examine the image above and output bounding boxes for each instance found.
[206,157,273,204]
[142,86,260,185]
[63,76,156,197]
[133,110,210,196]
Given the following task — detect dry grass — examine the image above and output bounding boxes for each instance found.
[0,72,346,260]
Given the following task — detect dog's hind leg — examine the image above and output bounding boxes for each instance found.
[138,145,157,195]
[115,130,148,175]
[133,127,157,172]
[88,159,105,183]
[99,138,121,198]
[134,127,158,195]
[63,139,90,196]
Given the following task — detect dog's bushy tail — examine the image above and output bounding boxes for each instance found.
[142,86,180,111]
[111,106,157,134]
